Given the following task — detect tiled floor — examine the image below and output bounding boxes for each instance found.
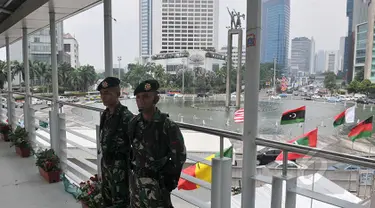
[0,142,80,208]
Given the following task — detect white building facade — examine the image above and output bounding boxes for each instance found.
[140,0,219,63]
[63,33,80,68]
[151,50,225,74]
[290,37,315,74]
[10,21,67,85]
[218,46,246,69]
[325,51,338,73]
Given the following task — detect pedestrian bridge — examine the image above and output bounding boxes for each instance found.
[1,0,375,208]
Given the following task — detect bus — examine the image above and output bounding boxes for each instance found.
[167,90,181,97]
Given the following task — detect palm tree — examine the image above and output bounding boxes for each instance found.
[77,65,97,91]
[11,61,23,86]
[0,60,8,89]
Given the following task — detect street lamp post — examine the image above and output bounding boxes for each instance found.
[117,56,122,79]
[181,59,186,94]
[273,57,277,94]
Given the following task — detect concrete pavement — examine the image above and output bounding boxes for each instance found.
[0,142,80,208]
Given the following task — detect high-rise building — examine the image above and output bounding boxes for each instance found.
[10,22,68,85]
[325,51,338,73]
[353,22,366,81]
[339,36,346,71]
[139,0,153,63]
[344,0,368,82]
[365,1,375,82]
[63,33,80,68]
[315,50,326,73]
[218,46,245,69]
[261,0,290,69]
[309,37,315,74]
[290,37,314,74]
[140,0,219,63]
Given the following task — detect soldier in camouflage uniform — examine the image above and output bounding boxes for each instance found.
[128,80,187,208]
[97,77,134,208]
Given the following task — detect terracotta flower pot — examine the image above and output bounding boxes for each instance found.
[2,133,9,142]
[15,146,31,157]
[81,201,89,208]
[38,167,61,183]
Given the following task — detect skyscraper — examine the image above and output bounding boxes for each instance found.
[339,36,346,72]
[139,0,153,63]
[344,0,368,82]
[261,0,290,69]
[315,50,326,73]
[325,51,338,73]
[139,0,219,63]
[290,37,314,74]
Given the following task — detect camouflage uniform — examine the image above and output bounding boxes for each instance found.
[128,109,186,208]
[99,103,134,207]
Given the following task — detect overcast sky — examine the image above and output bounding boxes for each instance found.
[1,0,348,71]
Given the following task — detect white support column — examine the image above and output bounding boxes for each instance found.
[23,27,30,132]
[5,37,12,126]
[29,107,36,146]
[104,0,113,77]
[220,157,232,207]
[270,176,283,208]
[285,177,297,208]
[210,158,221,208]
[49,11,60,153]
[241,0,262,207]
[96,124,102,178]
[58,113,67,171]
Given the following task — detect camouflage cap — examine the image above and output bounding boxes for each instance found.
[134,79,160,96]
[97,77,120,91]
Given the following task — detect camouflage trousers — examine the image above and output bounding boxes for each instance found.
[101,159,130,208]
[129,170,173,208]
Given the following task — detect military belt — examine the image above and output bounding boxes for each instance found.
[102,153,128,161]
[132,167,161,179]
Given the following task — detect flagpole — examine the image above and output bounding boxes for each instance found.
[364,145,371,198]
[310,161,316,208]
[349,141,354,192]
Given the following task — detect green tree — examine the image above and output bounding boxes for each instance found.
[347,80,360,94]
[355,67,364,82]
[324,72,337,94]
[0,60,8,89]
[359,79,372,94]
[123,63,153,88]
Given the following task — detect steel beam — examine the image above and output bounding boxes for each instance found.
[241,0,262,207]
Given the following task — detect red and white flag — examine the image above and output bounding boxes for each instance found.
[234,108,244,123]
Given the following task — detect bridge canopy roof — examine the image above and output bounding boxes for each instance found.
[0,0,100,48]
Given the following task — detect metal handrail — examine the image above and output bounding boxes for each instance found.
[256,137,375,170]
[8,93,375,171]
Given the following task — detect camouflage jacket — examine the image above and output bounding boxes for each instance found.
[128,109,187,179]
[99,103,134,162]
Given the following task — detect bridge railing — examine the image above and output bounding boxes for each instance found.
[1,92,375,207]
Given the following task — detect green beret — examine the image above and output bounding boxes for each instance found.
[97,77,120,91]
[134,80,160,96]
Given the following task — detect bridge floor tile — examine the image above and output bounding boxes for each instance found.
[0,142,80,208]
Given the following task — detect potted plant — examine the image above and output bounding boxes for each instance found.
[35,148,61,183]
[9,126,32,157]
[0,122,11,141]
[76,175,103,208]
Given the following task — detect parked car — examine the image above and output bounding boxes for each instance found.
[356,98,369,104]
[256,148,281,165]
[265,161,307,169]
[197,93,209,98]
[327,163,369,171]
[174,93,183,98]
